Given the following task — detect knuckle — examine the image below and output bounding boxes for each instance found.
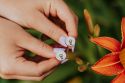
[26,13,43,28]
[34,39,49,50]
[48,28,57,37]
[26,19,34,28]
[40,42,48,49]
[36,70,44,77]
[25,15,37,28]
[35,65,44,76]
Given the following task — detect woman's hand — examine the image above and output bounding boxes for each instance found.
[0,0,78,47]
[0,0,78,80]
[0,17,59,81]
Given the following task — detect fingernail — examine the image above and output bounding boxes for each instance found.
[66,36,76,52]
[53,48,67,61]
[61,59,68,64]
[59,36,67,47]
[72,45,75,52]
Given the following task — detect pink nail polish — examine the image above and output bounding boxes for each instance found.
[53,48,65,57]
[59,36,67,47]
[66,36,76,52]
[61,59,68,64]
[53,48,67,61]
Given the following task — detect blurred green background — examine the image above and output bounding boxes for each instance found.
[1,0,125,83]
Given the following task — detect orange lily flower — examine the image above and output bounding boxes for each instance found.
[91,18,125,83]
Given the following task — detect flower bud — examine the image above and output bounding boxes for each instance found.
[84,9,94,35]
[94,24,100,37]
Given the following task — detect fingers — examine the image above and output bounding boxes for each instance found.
[0,70,53,81]
[16,28,55,58]
[6,75,46,81]
[29,12,68,47]
[14,57,59,77]
[52,0,78,38]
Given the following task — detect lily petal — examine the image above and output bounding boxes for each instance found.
[112,71,125,83]
[121,18,125,48]
[91,37,121,52]
[91,52,124,76]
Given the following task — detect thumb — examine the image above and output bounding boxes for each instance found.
[14,57,59,76]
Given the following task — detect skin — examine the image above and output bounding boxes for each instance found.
[0,17,59,81]
[0,0,78,80]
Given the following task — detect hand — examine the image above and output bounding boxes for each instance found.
[0,0,78,47]
[0,17,59,81]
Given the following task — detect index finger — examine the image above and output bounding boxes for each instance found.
[53,0,78,38]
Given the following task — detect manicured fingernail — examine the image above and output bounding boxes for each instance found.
[61,59,68,64]
[66,36,76,52]
[59,36,67,47]
[53,48,67,61]
[72,45,75,52]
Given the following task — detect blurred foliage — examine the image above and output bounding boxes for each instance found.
[1,0,125,83]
